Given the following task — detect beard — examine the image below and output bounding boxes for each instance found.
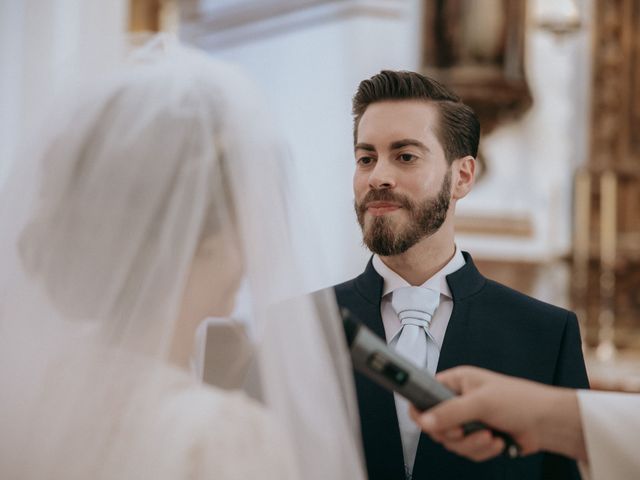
[355,169,451,256]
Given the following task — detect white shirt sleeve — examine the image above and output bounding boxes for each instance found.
[577,390,640,480]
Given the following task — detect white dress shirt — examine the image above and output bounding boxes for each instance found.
[372,247,466,475]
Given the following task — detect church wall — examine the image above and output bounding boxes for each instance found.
[182,0,425,289]
[0,0,127,190]
[181,0,593,293]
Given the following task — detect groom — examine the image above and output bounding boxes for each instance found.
[333,70,588,480]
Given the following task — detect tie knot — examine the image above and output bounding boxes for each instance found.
[391,286,440,328]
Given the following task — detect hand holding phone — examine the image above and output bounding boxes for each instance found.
[342,309,521,459]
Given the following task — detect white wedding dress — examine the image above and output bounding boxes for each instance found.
[0,40,365,480]
[1,353,296,480]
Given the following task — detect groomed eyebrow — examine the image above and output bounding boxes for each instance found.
[390,139,430,152]
[354,143,376,152]
[354,139,430,153]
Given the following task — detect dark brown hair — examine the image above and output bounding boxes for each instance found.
[352,70,480,163]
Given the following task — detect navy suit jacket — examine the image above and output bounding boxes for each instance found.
[334,252,589,480]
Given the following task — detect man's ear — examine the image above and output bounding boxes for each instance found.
[451,155,475,200]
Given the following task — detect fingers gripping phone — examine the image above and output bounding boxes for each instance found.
[341,308,521,459]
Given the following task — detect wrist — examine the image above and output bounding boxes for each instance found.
[537,388,586,461]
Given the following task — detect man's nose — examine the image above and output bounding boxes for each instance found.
[368,159,396,189]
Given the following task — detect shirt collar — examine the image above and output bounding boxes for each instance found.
[372,246,466,299]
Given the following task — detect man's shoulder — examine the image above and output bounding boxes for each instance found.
[478,277,575,321]
[326,268,382,310]
[332,276,359,294]
[455,252,573,318]
[305,274,361,308]
[330,276,364,308]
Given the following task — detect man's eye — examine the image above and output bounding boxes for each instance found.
[357,157,375,165]
[399,153,416,162]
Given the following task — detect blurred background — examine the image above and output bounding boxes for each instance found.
[2,0,639,390]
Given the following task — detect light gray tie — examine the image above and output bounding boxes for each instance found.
[391,286,440,368]
[390,286,440,478]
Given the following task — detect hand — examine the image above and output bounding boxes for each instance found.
[409,366,585,462]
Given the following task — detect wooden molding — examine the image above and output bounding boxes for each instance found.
[575,0,640,355]
[180,0,406,49]
[129,0,162,32]
[589,0,640,169]
[454,214,534,238]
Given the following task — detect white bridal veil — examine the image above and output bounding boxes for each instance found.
[0,41,364,479]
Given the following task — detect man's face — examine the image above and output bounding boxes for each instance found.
[353,100,452,256]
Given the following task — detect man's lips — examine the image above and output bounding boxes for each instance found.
[366,201,401,216]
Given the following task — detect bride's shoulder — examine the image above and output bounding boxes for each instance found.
[161,377,271,432]
[150,374,298,479]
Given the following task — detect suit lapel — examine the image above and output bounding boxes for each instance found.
[436,300,473,372]
[437,251,486,372]
[351,259,386,337]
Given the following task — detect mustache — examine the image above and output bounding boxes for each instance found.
[356,189,414,214]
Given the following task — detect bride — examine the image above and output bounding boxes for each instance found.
[0,43,364,479]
